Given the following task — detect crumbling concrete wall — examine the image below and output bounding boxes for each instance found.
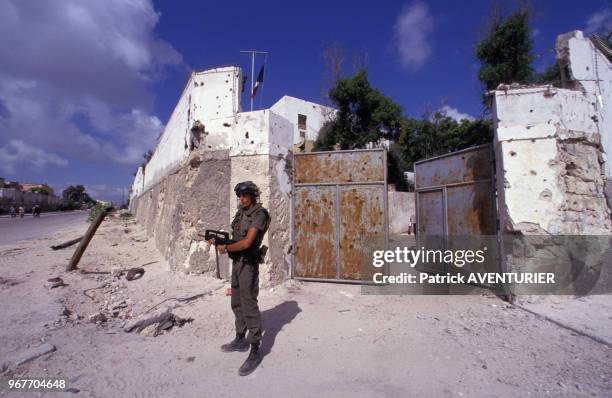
[557,31,612,176]
[130,108,295,284]
[228,109,294,285]
[143,67,242,192]
[131,150,231,275]
[493,86,611,234]
[388,191,415,234]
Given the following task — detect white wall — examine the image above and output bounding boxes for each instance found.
[143,67,242,192]
[270,95,336,146]
[388,191,415,234]
[229,110,294,157]
[557,31,612,175]
[130,167,144,199]
[493,86,610,234]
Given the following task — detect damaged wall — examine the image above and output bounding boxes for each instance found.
[131,150,231,275]
[229,109,294,285]
[557,31,612,176]
[493,87,611,234]
[493,30,612,235]
[129,66,334,284]
[141,67,242,193]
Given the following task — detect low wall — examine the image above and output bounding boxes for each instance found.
[131,150,232,275]
[388,191,415,234]
[0,189,60,212]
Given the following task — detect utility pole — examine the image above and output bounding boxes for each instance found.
[239,50,268,111]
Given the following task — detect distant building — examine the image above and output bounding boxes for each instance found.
[20,183,55,195]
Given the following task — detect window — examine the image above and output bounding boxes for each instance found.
[298,114,307,130]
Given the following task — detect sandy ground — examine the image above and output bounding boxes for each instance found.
[1,214,611,398]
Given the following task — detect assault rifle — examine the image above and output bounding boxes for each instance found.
[201,230,235,279]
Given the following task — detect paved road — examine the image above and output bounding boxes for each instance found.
[0,211,88,246]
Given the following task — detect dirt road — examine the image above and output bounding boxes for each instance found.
[0,214,610,397]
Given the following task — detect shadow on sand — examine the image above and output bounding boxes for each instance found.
[260,300,301,357]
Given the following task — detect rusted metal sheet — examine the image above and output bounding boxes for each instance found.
[293,186,338,278]
[415,144,496,237]
[446,183,496,235]
[415,144,492,188]
[339,186,385,280]
[417,190,444,236]
[292,149,388,282]
[294,150,385,184]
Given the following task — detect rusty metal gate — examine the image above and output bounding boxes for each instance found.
[291,149,388,282]
[414,144,498,274]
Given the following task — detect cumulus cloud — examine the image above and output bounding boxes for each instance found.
[440,105,475,122]
[0,140,68,174]
[0,0,181,174]
[392,1,434,70]
[585,8,612,33]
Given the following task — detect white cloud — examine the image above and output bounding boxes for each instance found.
[0,0,181,172]
[392,1,434,70]
[441,105,475,122]
[585,8,612,33]
[0,140,68,174]
[85,184,127,202]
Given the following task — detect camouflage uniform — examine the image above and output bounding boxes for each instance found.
[230,202,270,344]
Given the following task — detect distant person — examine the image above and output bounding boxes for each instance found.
[33,205,41,217]
[9,206,16,218]
[18,206,24,218]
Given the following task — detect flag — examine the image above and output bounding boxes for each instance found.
[251,64,265,99]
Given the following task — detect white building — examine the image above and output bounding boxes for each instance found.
[132,66,335,197]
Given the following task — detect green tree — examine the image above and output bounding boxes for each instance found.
[535,61,562,87]
[476,7,534,95]
[314,70,403,150]
[397,111,492,171]
[29,186,50,195]
[62,185,94,205]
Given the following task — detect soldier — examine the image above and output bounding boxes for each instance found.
[216,181,270,376]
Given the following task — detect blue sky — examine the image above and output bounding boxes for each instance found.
[0,0,610,202]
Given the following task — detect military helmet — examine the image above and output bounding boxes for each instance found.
[234,181,260,197]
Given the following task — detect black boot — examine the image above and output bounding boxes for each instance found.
[238,343,262,376]
[220,334,249,352]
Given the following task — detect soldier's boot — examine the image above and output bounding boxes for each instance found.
[220,334,249,352]
[238,343,262,376]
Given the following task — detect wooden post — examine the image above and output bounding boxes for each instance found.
[66,210,107,271]
[51,236,83,250]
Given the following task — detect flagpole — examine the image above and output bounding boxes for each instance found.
[240,50,268,111]
[250,52,254,111]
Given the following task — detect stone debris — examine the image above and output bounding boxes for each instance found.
[14,343,56,366]
[124,311,193,337]
[89,312,107,324]
[46,277,66,289]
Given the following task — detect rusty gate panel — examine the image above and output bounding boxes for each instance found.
[446,182,496,235]
[417,190,445,236]
[293,186,337,278]
[414,144,498,276]
[415,144,493,188]
[338,186,385,279]
[294,151,385,184]
[292,149,388,282]
[415,144,495,236]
